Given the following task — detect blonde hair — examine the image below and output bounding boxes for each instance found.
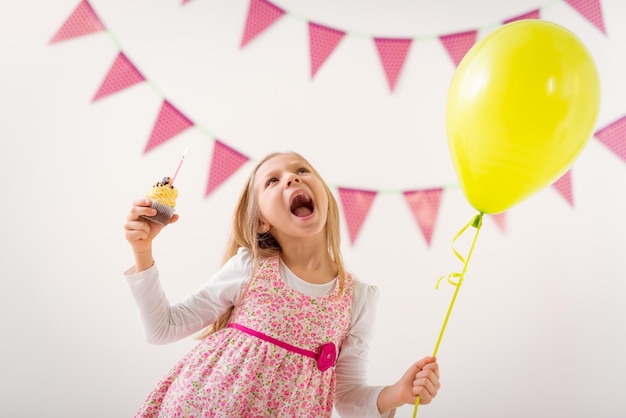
[198,151,346,339]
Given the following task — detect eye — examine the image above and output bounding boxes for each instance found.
[297,167,309,175]
[265,177,278,187]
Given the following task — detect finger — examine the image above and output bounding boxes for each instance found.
[414,368,440,389]
[412,356,437,371]
[128,205,156,221]
[134,198,152,207]
[413,377,439,404]
[125,219,151,235]
[125,228,150,242]
[420,361,440,379]
[415,390,432,405]
[416,367,441,388]
[414,390,431,405]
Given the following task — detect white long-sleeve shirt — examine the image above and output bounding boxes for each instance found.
[125,247,395,417]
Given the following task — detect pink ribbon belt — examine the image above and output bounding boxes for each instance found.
[228,323,337,371]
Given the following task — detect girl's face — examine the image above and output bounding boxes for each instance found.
[254,154,329,243]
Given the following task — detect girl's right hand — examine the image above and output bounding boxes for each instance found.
[124,199,178,254]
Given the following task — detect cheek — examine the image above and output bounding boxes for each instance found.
[316,193,329,217]
[257,200,272,220]
[258,192,282,220]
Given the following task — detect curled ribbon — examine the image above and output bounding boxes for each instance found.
[413,213,484,418]
[436,272,462,289]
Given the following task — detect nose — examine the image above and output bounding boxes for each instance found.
[286,175,301,187]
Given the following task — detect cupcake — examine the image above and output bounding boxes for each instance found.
[140,176,178,225]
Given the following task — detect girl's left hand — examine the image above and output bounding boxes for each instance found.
[376,356,440,414]
[399,356,441,405]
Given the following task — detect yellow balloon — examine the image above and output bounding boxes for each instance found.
[446,20,600,214]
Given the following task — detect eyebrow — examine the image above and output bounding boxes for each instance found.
[257,159,308,183]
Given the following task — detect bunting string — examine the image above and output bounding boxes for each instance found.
[234,0,605,91]
[231,0,605,40]
[49,0,623,246]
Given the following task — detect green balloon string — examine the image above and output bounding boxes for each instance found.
[412,212,484,418]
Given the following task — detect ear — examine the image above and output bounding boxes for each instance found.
[257,222,270,234]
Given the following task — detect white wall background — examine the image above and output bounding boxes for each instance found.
[1,0,625,417]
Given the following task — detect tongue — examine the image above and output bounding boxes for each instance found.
[293,207,312,217]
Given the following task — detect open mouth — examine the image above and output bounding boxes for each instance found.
[290,193,314,217]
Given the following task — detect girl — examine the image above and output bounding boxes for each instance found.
[124,151,440,417]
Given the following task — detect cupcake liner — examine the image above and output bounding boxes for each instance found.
[140,201,175,225]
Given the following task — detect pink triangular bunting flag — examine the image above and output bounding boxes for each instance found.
[309,23,345,79]
[503,9,541,24]
[144,101,194,154]
[403,189,443,246]
[338,188,377,245]
[92,52,145,102]
[205,140,250,196]
[564,0,606,35]
[594,116,626,163]
[49,0,105,43]
[490,213,507,233]
[240,0,285,48]
[439,30,477,67]
[374,38,413,92]
[552,169,574,207]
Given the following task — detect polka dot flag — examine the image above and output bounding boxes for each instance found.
[49,0,620,246]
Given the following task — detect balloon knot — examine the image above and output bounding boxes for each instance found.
[471,213,483,228]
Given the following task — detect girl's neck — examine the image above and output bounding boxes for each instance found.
[280,247,337,284]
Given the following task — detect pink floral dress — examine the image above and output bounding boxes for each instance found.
[135,255,353,418]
